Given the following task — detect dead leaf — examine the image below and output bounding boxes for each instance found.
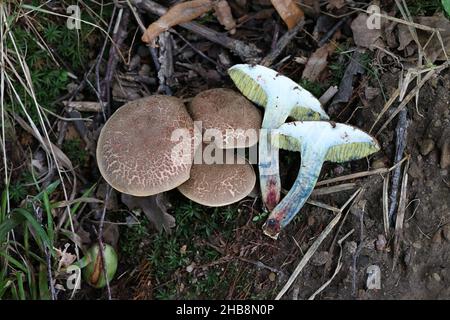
[302,43,335,81]
[214,0,236,34]
[350,13,382,49]
[142,0,214,43]
[270,0,304,29]
[55,244,77,270]
[331,50,366,105]
[121,193,175,233]
[397,14,450,63]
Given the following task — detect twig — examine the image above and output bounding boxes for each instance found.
[382,173,390,236]
[388,108,408,225]
[318,16,350,47]
[261,19,306,67]
[97,186,112,300]
[351,202,365,297]
[393,161,409,271]
[130,0,261,62]
[102,7,130,118]
[156,31,174,95]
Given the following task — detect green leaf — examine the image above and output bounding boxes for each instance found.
[443,0,450,16]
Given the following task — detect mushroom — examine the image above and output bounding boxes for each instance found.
[262,121,380,239]
[96,95,198,197]
[178,148,256,207]
[188,88,262,149]
[228,64,329,211]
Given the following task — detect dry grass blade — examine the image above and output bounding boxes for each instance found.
[276,189,362,300]
[392,160,409,271]
[308,229,354,300]
[376,62,449,136]
[383,173,390,237]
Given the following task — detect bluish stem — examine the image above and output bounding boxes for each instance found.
[262,147,325,238]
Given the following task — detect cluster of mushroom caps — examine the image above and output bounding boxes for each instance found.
[97,64,381,240]
[96,87,262,209]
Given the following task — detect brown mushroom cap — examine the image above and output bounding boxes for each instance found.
[188,88,262,149]
[97,95,197,196]
[177,150,256,207]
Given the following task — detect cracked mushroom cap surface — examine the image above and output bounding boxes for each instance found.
[97,95,197,196]
[177,150,256,207]
[188,88,262,149]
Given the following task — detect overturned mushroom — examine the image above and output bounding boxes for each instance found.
[178,148,256,207]
[228,64,329,211]
[96,95,198,196]
[263,121,380,239]
[188,88,262,149]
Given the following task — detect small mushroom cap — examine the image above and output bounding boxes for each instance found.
[228,64,329,122]
[97,95,197,196]
[188,88,262,149]
[177,150,256,207]
[273,121,380,162]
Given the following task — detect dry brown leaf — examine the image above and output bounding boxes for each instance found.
[302,43,335,81]
[214,0,236,34]
[142,0,214,43]
[397,14,450,63]
[350,13,383,49]
[270,0,304,29]
[121,193,175,233]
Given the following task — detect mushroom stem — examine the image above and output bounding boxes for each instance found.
[262,146,326,239]
[259,129,281,211]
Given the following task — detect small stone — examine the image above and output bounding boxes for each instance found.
[186,264,195,273]
[434,119,442,127]
[375,234,387,251]
[441,140,450,169]
[366,265,381,290]
[420,139,435,156]
[432,273,441,282]
[442,225,450,241]
[268,272,276,282]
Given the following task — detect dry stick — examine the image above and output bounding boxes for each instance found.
[382,172,390,236]
[369,88,400,134]
[130,0,261,62]
[393,161,409,271]
[95,6,118,122]
[97,186,113,300]
[276,189,362,300]
[388,108,408,225]
[351,203,365,297]
[261,19,306,67]
[102,7,130,118]
[318,16,350,47]
[308,229,354,300]
[375,62,449,136]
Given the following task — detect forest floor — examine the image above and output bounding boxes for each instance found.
[1,0,449,300]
